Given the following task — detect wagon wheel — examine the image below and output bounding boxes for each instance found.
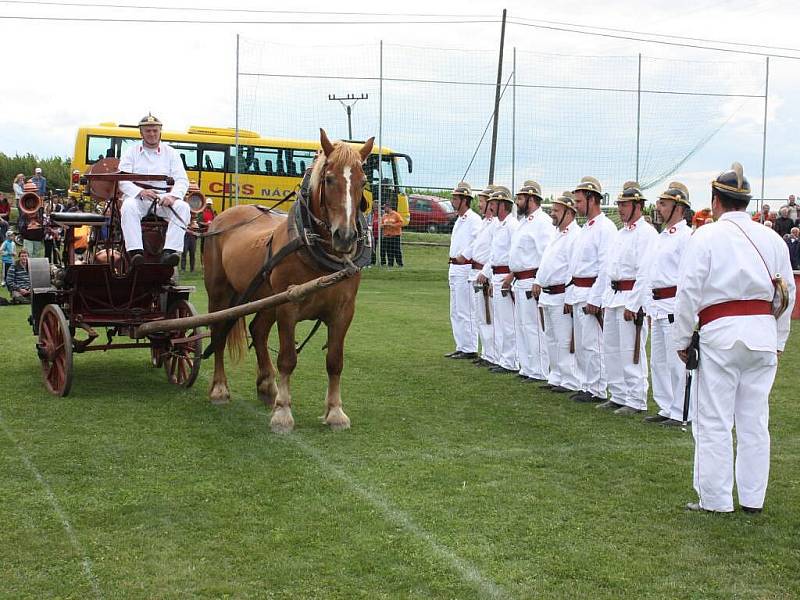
[37,304,73,396]
[150,344,164,368]
[163,299,202,388]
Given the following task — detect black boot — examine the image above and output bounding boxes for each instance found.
[160,250,180,267]
[127,250,144,268]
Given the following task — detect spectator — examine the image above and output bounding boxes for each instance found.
[380,202,404,267]
[0,193,10,241]
[198,199,216,264]
[181,222,198,272]
[1,230,15,287]
[7,247,31,303]
[774,207,794,237]
[780,194,798,222]
[753,202,775,224]
[787,227,800,270]
[12,173,25,206]
[31,167,47,197]
[764,220,774,231]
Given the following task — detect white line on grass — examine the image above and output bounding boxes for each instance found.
[0,411,103,600]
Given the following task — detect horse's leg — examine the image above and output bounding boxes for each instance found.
[323,307,354,431]
[270,308,298,433]
[204,238,232,405]
[252,311,278,408]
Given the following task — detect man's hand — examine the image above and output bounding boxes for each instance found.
[159,195,178,207]
[20,288,31,296]
[677,349,688,364]
[563,303,572,315]
[623,308,636,321]
[585,303,601,315]
[476,273,488,285]
[501,273,514,291]
[532,284,542,300]
[139,189,159,201]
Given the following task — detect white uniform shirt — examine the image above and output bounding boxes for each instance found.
[602,215,658,310]
[535,220,581,307]
[508,207,556,273]
[468,216,496,266]
[118,142,189,200]
[481,215,520,278]
[566,212,618,306]
[646,220,692,318]
[449,209,482,259]
[673,211,796,352]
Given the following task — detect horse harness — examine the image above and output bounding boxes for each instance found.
[202,166,373,359]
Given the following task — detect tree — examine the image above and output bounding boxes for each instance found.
[0,153,72,194]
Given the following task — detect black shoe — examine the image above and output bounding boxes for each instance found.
[444,351,463,359]
[685,502,717,513]
[570,391,589,401]
[660,418,686,428]
[127,251,144,267]
[549,385,573,393]
[741,506,763,514]
[453,352,477,360]
[643,414,670,424]
[489,366,517,374]
[161,251,180,267]
[596,400,623,410]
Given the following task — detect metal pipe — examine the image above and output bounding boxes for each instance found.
[760,56,770,205]
[377,40,384,268]
[512,46,516,195]
[636,53,642,182]
[235,33,240,207]
[488,8,507,185]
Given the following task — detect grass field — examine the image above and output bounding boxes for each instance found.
[1,244,799,599]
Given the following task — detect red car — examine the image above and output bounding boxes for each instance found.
[407,194,457,233]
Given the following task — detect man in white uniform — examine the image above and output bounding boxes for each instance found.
[644,182,693,427]
[119,113,190,267]
[468,187,498,367]
[477,187,520,374]
[565,176,617,403]
[675,162,795,514]
[507,181,555,382]
[445,182,482,360]
[534,192,581,393]
[598,182,658,415]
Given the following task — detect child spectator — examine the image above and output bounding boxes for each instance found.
[1,231,15,287]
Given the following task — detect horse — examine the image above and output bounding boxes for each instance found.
[203,129,374,433]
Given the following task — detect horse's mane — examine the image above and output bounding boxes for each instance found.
[309,141,362,192]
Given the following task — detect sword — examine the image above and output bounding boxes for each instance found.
[682,331,700,431]
[632,307,645,364]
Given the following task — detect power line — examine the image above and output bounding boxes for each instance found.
[0,14,500,25]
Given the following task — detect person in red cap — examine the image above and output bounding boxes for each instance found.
[675,162,795,514]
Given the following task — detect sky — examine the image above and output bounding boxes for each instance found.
[1,0,799,208]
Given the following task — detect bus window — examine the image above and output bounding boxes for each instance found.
[286,148,316,176]
[119,137,138,156]
[200,146,227,172]
[86,135,114,164]
[252,147,279,175]
[170,142,198,171]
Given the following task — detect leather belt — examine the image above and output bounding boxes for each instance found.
[448,258,468,265]
[652,286,678,300]
[513,269,538,280]
[611,279,636,292]
[543,283,567,295]
[492,265,511,275]
[471,260,484,270]
[571,276,597,288]
[698,300,771,328]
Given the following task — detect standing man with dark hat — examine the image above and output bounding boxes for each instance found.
[445,182,482,359]
[478,186,520,374]
[597,182,658,416]
[565,176,617,403]
[644,182,693,427]
[534,192,582,393]
[508,180,555,382]
[675,162,795,514]
[119,113,190,267]
[468,186,499,367]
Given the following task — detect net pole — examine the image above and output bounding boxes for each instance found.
[235,33,240,207]
[760,56,769,206]
[512,47,516,195]
[377,40,384,269]
[635,52,641,182]
[488,8,507,184]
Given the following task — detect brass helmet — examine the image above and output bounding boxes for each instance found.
[477,184,500,199]
[659,181,690,206]
[573,176,602,195]
[617,180,646,204]
[516,180,543,202]
[451,181,474,199]
[488,186,513,205]
[711,162,751,202]
[552,191,577,213]
[138,112,163,127]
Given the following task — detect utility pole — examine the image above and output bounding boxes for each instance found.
[488,8,507,184]
[328,93,369,139]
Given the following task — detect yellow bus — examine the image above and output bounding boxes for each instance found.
[70,123,412,220]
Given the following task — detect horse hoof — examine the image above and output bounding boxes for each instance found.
[209,384,230,405]
[270,407,295,434]
[325,408,351,431]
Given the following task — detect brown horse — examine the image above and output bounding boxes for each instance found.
[203,129,374,433]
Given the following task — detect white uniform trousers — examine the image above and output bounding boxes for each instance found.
[603,306,649,410]
[542,302,580,391]
[572,301,605,398]
[693,340,776,512]
[491,274,518,371]
[650,317,688,421]
[512,278,548,379]
[470,274,497,364]
[448,264,477,353]
[121,195,191,253]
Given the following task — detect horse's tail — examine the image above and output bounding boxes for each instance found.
[226,317,247,363]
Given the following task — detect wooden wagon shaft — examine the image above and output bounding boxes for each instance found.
[134,267,357,338]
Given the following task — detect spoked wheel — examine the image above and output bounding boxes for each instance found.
[150,344,165,368]
[163,299,202,388]
[37,304,73,396]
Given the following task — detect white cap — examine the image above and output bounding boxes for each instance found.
[35,167,42,173]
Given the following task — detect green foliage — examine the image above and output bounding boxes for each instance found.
[1,255,799,599]
[0,153,72,194]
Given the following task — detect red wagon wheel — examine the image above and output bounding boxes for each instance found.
[37,304,73,397]
[163,299,202,388]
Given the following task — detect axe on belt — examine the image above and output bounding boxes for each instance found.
[474,281,492,325]
[524,289,546,332]
[682,331,700,431]
[632,307,646,365]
